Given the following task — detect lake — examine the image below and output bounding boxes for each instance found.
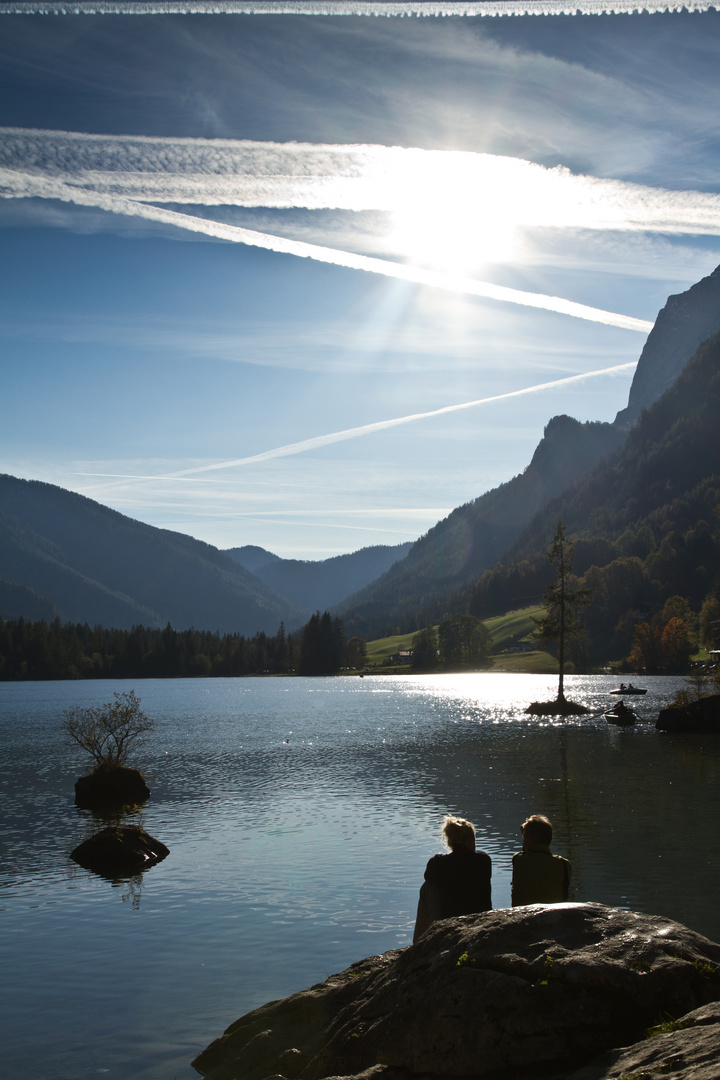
[1,672,717,1080]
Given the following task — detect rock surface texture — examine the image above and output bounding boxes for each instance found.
[615,263,720,428]
[192,903,720,1080]
[566,1002,720,1080]
[71,825,169,877]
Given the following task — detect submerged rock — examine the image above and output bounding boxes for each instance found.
[657,694,720,733]
[71,825,169,877]
[192,903,720,1080]
[74,765,150,809]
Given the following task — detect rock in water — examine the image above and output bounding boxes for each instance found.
[525,698,589,716]
[657,694,720,733]
[71,825,169,877]
[74,766,150,809]
[192,903,720,1080]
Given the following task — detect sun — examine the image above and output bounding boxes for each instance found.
[388,202,523,275]
[378,150,530,274]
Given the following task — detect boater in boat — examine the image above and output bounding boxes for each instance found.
[609,683,647,695]
[605,700,635,725]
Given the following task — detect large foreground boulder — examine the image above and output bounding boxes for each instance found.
[74,765,150,809]
[657,694,720,733]
[192,903,720,1080]
[71,825,169,877]
[566,1001,720,1079]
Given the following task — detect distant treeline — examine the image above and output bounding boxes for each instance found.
[0,612,367,681]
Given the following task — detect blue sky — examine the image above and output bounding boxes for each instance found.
[2,2,720,558]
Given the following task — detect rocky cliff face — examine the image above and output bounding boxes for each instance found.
[192,903,720,1080]
[615,264,720,428]
[339,416,624,638]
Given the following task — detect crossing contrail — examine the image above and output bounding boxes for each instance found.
[162,360,638,477]
[1,167,654,331]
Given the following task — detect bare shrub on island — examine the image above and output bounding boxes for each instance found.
[62,690,154,808]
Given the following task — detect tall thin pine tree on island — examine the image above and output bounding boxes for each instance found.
[526,521,592,716]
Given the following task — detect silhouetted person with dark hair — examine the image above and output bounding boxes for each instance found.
[413,815,492,942]
[511,814,571,906]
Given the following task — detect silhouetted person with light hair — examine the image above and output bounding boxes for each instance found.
[413,815,492,942]
[511,813,571,906]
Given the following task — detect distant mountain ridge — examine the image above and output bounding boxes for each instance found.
[0,475,305,634]
[226,542,413,611]
[0,476,413,633]
[226,545,282,573]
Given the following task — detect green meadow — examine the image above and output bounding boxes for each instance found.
[363,606,558,673]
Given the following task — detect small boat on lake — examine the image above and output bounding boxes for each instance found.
[609,684,647,696]
[605,701,636,726]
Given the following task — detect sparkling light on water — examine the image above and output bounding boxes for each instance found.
[1,673,716,1079]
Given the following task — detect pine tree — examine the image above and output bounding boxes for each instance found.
[534,522,593,702]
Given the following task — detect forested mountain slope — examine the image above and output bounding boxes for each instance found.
[338,416,625,639]
[339,264,720,642]
[461,332,720,661]
[0,475,305,634]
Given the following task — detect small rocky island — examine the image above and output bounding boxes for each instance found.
[193,903,720,1080]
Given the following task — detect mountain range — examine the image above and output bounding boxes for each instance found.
[337,265,720,639]
[2,264,720,643]
[0,477,411,634]
[226,542,412,611]
[461,328,720,659]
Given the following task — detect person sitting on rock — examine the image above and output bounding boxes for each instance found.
[511,814,571,906]
[413,815,492,942]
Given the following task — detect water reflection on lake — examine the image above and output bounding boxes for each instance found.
[1,673,718,1080]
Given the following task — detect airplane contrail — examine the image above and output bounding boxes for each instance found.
[5,129,720,235]
[162,360,638,477]
[1,1,717,17]
[1,168,654,331]
[77,360,637,495]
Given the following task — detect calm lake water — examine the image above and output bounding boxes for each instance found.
[1,673,718,1080]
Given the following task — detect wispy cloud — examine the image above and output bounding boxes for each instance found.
[4,130,720,235]
[2,1,718,17]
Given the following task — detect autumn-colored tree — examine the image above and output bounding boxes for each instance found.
[661,596,697,646]
[660,617,692,673]
[628,621,664,673]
